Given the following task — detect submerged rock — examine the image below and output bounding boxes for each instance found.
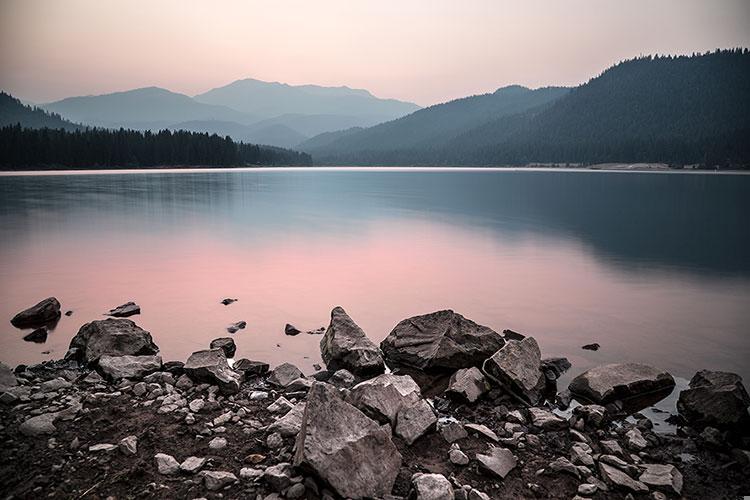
[97,354,162,380]
[220,298,237,305]
[320,306,384,376]
[677,370,750,429]
[23,327,48,343]
[226,321,246,334]
[294,382,402,499]
[184,349,242,394]
[482,337,545,405]
[209,337,236,357]
[381,310,505,372]
[11,297,61,328]
[66,318,159,364]
[445,366,489,403]
[568,363,675,405]
[106,301,140,318]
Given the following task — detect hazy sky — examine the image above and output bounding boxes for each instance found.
[1,0,748,106]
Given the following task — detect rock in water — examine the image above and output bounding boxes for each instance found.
[541,357,571,381]
[411,473,455,500]
[445,366,489,403]
[568,363,675,404]
[226,321,246,334]
[268,363,304,387]
[106,301,140,317]
[98,354,162,380]
[476,446,516,478]
[677,370,750,429]
[294,382,402,499]
[209,337,236,357]
[221,298,237,305]
[23,328,48,343]
[11,297,61,328]
[320,306,384,376]
[66,318,159,364]
[184,349,242,394]
[380,310,504,372]
[582,343,600,351]
[482,337,545,405]
[285,323,301,336]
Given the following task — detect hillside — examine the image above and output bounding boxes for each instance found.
[0,92,81,131]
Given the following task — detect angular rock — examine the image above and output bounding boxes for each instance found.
[476,446,516,478]
[440,421,468,443]
[268,402,306,437]
[573,404,608,427]
[119,435,138,455]
[294,382,402,499]
[209,337,236,358]
[263,462,294,491]
[411,473,455,500]
[381,310,504,372]
[547,456,580,478]
[11,297,61,328]
[285,323,301,336]
[67,318,159,364]
[286,377,313,392]
[89,443,117,452]
[581,343,600,351]
[449,447,470,465]
[0,362,17,389]
[155,453,180,475]
[569,363,675,404]
[446,367,489,403]
[23,327,48,343]
[233,358,269,376]
[348,373,422,424]
[180,456,207,474]
[221,298,237,305]
[20,413,57,436]
[625,428,648,450]
[40,377,71,392]
[268,363,304,387]
[267,396,294,413]
[677,370,750,429]
[394,398,437,445]
[329,368,356,388]
[98,354,162,380]
[639,464,683,495]
[106,301,140,317]
[209,436,227,450]
[598,462,648,493]
[184,349,242,394]
[465,423,499,442]
[202,470,237,491]
[541,357,571,381]
[482,337,545,405]
[226,321,246,334]
[320,306,384,376]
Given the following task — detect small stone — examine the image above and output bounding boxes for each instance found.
[440,421,468,443]
[89,443,117,452]
[582,343,600,351]
[189,398,205,413]
[119,435,138,455]
[449,448,469,465]
[285,323,301,336]
[465,423,499,442]
[208,436,227,450]
[625,428,648,450]
[411,473,454,500]
[239,467,263,480]
[578,483,597,495]
[266,432,284,449]
[202,470,237,491]
[155,453,180,475]
[180,456,207,474]
[476,447,516,478]
[529,407,567,430]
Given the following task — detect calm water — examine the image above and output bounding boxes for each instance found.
[1,168,749,387]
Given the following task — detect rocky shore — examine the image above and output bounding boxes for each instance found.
[1,299,749,499]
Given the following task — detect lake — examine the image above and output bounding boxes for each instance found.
[1,167,749,389]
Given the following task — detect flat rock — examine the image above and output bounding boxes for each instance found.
[440,421,468,443]
[449,448,469,465]
[40,377,71,392]
[221,298,237,305]
[482,337,545,405]
[180,456,207,474]
[529,407,567,430]
[547,456,580,478]
[233,358,269,375]
[569,363,675,404]
[184,349,242,394]
[98,354,162,380]
[20,413,57,436]
[329,368,356,388]
[155,453,180,475]
[445,366,489,403]
[476,446,516,478]
[639,464,683,495]
[320,306,384,376]
[66,318,159,364]
[381,310,504,372]
[268,363,304,387]
[394,398,437,445]
[11,297,61,328]
[598,462,648,493]
[23,327,48,343]
[411,473,455,500]
[677,370,750,429]
[465,423,499,442]
[625,428,648,450]
[209,337,236,357]
[541,357,571,381]
[348,373,422,424]
[294,382,402,499]
[106,301,140,317]
[268,402,306,437]
[226,321,246,334]
[201,470,237,491]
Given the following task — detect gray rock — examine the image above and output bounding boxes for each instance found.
[541,357,571,381]
[639,464,683,495]
[89,443,117,452]
[106,301,140,318]
[569,363,675,405]
[411,473,454,500]
[329,368,356,388]
[475,446,516,478]
[184,349,242,394]
[20,413,57,436]
[266,432,283,449]
[40,377,71,392]
[179,456,206,474]
[440,421,468,443]
[449,448,469,465]
[445,367,489,403]
[66,318,159,364]
[23,327,48,343]
[578,483,597,496]
[263,462,294,491]
[465,423,499,442]
[482,337,545,405]
[547,456,580,478]
[11,297,61,328]
[234,358,269,376]
[381,310,504,372]
[320,306,385,376]
[528,407,567,430]
[208,436,227,450]
[201,470,237,491]
[268,402,306,437]
[0,362,18,389]
[286,377,313,392]
[625,428,648,450]
[155,453,180,475]
[293,382,402,499]
[267,396,294,413]
[570,443,594,466]
[598,462,648,493]
[239,467,263,480]
[394,398,437,445]
[226,321,246,333]
[348,373,422,424]
[119,435,138,455]
[677,370,750,429]
[572,404,608,427]
[268,363,304,387]
[286,483,306,498]
[98,354,162,380]
[209,337,236,358]
[600,439,624,456]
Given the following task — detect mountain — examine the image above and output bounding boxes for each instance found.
[300,85,568,162]
[0,92,82,131]
[194,78,420,121]
[304,49,750,166]
[167,120,308,149]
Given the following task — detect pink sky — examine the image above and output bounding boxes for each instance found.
[1,0,749,106]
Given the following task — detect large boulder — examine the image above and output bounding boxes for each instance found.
[98,355,162,380]
[294,382,402,499]
[569,363,675,405]
[348,373,422,424]
[380,310,504,372]
[268,402,307,437]
[10,297,61,328]
[482,337,545,405]
[394,398,437,445]
[209,337,236,358]
[445,366,489,403]
[66,318,159,364]
[184,349,242,394]
[677,370,750,429]
[320,307,384,376]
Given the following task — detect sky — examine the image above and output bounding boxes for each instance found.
[1,0,749,106]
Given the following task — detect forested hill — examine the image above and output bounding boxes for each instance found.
[0,92,82,131]
[0,125,312,169]
[304,49,750,167]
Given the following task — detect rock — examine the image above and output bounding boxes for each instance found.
[20,413,57,436]
[209,436,227,450]
[239,467,263,480]
[600,439,624,456]
[98,354,162,380]
[581,343,600,351]
[119,435,138,455]
[268,363,304,387]
[286,377,313,392]
[381,310,504,372]
[106,301,140,317]
[570,443,594,466]
[348,373,422,424]
[180,456,206,474]
[221,298,237,305]
[677,370,750,429]
[263,462,294,491]
[573,404,608,427]
[202,470,237,491]
[449,448,470,465]
[411,473,454,500]
[598,462,648,493]
[329,368,356,388]
[578,484,597,496]
[234,358,269,376]
[320,306,384,376]
[66,318,159,364]
[184,349,242,394]
[465,423,499,442]
[547,456,580,478]
[189,398,205,413]
[394,398,437,445]
[639,464,683,495]
[569,363,675,404]
[482,337,545,404]
[445,367,489,403]
[541,357,571,381]
[528,407,567,430]
[625,428,648,450]
[162,360,184,375]
[440,421,468,443]
[40,377,71,392]
[268,402,306,437]
[226,321,247,334]
[285,323,301,336]
[11,297,61,328]
[89,443,117,452]
[0,362,17,389]
[268,396,295,413]
[475,446,516,478]
[209,337,236,358]
[23,327,48,343]
[293,382,402,499]
[286,483,306,498]
[155,453,180,475]
[266,432,284,449]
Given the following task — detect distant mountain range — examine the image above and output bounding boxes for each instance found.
[0,92,81,131]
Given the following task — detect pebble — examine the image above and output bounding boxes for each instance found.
[208,436,227,450]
